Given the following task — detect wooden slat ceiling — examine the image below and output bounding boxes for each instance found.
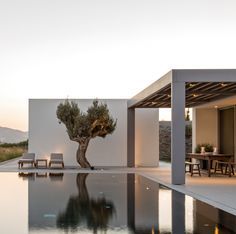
[133,82,236,108]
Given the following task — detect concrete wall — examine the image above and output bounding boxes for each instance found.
[192,108,218,152]
[29,99,159,167]
[29,99,127,167]
[135,108,159,167]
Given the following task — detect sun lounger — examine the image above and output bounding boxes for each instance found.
[49,153,64,168]
[18,153,35,168]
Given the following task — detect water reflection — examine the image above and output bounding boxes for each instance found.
[18,172,35,180]
[3,172,235,233]
[56,173,115,233]
[28,173,126,233]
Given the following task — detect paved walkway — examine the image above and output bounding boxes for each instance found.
[1,159,236,216]
[140,165,236,216]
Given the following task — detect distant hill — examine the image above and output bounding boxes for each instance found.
[0,127,28,143]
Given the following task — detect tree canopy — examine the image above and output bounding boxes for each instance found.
[56,100,117,144]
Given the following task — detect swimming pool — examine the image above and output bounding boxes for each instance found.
[0,172,235,233]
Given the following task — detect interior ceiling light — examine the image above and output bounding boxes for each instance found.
[221,83,227,87]
[189,83,196,87]
[214,105,218,108]
[192,94,199,97]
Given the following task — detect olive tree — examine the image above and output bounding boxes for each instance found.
[56,100,116,168]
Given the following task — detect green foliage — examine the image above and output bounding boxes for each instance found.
[204,143,214,152]
[185,108,190,121]
[56,100,117,142]
[185,124,192,138]
[0,140,28,148]
[195,144,201,153]
[195,143,214,153]
[0,146,26,162]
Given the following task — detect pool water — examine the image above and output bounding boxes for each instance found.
[0,172,236,234]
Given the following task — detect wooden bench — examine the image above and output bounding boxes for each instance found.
[185,161,201,176]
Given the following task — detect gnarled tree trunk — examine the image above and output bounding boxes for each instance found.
[76,139,92,168]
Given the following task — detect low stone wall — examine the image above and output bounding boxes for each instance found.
[159,121,192,162]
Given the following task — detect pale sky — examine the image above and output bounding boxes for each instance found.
[1,0,236,131]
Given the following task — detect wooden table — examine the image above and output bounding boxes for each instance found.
[187,153,233,177]
[35,159,47,168]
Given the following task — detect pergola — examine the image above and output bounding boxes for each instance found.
[127,69,236,185]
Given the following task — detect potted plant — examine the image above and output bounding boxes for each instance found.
[195,144,202,153]
[204,143,214,154]
[195,143,214,154]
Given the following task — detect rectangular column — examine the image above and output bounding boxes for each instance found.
[171,81,185,184]
[192,108,197,153]
[127,108,135,167]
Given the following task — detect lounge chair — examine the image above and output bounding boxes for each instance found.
[18,153,35,168]
[49,153,64,168]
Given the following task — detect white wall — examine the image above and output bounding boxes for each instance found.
[29,99,127,167]
[192,108,218,152]
[135,108,159,167]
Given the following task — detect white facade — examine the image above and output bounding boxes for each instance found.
[192,108,219,152]
[135,108,159,167]
[29,99,159,167]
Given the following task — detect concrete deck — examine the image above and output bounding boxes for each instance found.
[1,159,236,216]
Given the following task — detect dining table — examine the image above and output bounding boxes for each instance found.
[186,153,234,177]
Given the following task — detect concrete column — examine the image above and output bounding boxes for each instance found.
[127,108,135,167]
[192,108,197,153]
[171,81,185,184]
[172,190,185,233]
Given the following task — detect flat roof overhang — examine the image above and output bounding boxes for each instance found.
[128,69,236,108]
[127,69,236,185]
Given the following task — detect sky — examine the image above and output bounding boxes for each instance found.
[1,0,236,131]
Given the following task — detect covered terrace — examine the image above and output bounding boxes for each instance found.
[127,69,236,185]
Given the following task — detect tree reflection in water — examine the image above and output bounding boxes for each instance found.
[57,173,116,233]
